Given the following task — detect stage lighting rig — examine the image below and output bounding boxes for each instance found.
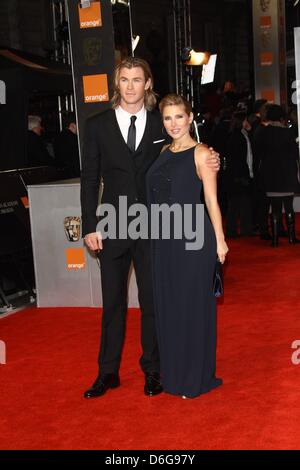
[181,47,210,66]
[79,0,92,9]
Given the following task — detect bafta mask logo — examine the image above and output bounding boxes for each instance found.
[64,216,81,242]
[260,0,271,12]
[83,37,102,66]
[261,30,271,49]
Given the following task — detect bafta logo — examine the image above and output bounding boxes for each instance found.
[261,30,271,49]
[83,37,102,66]
[260,0,271,12]
[64,216,81,242]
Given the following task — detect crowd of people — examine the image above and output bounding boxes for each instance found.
[27,83,300,249]
[27,112,80,178]
[197,93,300,247]
[25,57,300,400]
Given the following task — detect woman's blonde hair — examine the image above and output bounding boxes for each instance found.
[111,57,157,111]
[159,93,192,115]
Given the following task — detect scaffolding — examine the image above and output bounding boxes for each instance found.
[51,0,74,130]
[172,0,193,106]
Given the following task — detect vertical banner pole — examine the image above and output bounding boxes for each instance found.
[294,27,300,155]
[128,1,134,57]
[66,0,115,168]
[252,0,287,107]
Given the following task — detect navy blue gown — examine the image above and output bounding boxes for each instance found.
[147,146,222,398]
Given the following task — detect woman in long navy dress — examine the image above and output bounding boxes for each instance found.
[147,94,228,398]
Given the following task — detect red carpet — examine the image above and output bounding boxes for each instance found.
[1,233,300,450]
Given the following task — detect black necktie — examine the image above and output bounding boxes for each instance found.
[127,115,137,152]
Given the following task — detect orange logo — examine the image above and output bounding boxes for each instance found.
[78,1,102,29]
[83,74,109,103]
[65,248,86,270]
[260,52,273,66]
[20,196,29,209]
[260,16,271,28]
[261,89,275,103]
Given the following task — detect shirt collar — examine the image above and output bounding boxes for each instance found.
[116,105,146,120]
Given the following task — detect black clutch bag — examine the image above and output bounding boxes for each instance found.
[213,258,224,298]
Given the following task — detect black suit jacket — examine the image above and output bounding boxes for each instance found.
[27,131,53,167]
[80,108,166,237]
[224,129,252,195]
[53,129,80,177]
[254,125,300,193]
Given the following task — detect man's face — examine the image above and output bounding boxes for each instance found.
[32,123,43,136]
[118,66,151,108]
[69,123,77,135]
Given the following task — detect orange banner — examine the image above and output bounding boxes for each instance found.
[78,1,102,29]
[83,73,109,103]
[260,16,271,28]
[261,89,275,102]
[65,248,86,270]
[20,196,29,209]
[260,52,273,66]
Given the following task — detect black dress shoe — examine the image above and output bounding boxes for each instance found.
[84,373,120,399]
[144,372,163,396]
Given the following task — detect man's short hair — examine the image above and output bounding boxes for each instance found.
[253,99,267,115]
[28,115,42,131]
[266,104,285,122]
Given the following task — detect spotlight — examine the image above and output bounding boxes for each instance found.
[111,0,130,5]
[181,47,192,62]
[182,47,210,66]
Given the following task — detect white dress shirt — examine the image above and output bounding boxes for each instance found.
[115,105,147,151]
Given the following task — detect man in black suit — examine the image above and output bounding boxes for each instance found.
[81,57,219,399]
[27,115,53,167]
[53,113,80,178]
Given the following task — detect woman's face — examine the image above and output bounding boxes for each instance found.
[162,104,193,140]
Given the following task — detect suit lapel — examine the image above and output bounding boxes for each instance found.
[106,109,162,171]
[113,109,140,172]
[135,111,152,155]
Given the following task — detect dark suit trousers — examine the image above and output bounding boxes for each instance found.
[97,238,160,375]
[226,190,253,236]
[253,186,270,234]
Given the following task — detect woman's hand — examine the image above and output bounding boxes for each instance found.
[217,239,229,264]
